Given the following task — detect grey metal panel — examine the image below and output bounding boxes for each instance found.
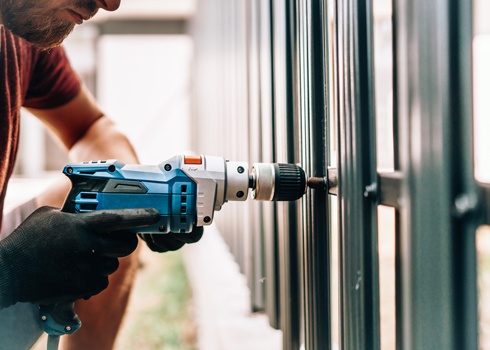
[220,0,234,250]
[295,0,331,349]
[289,0,307,345]
[190,0,275,318]
[390,4,403,348]
[189,0,219,154]
[228,0,250,279]
[335,0,381,349]
[259,0,280,330]
[236,0,253,297]
[272,0,301,347]
[190,0,251,278]
[191,1,484,349]
[247,0,266,313]
[394,0,478,348]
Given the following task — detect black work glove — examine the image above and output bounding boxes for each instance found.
[139,226,204,253]
[0,206,160,309]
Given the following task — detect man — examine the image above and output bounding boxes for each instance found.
[0,0,203,349]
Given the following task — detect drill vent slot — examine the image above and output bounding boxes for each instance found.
[181,206,186,214]
[180,216,186,223]
[81,193,97,199]
[181,185,187,193]
[80,204,97,210]
[80,171,96,175]
[181,196,187,203]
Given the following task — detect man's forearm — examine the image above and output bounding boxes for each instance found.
[36,115,139,208]
[69,115,138,164]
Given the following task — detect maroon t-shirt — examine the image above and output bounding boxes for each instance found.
[0,26,81,229]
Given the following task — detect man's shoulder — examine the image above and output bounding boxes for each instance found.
[1,25,28,46]
[0,25,41,60]
[0,25,66,58]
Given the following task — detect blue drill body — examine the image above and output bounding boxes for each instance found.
[62,157,197,233]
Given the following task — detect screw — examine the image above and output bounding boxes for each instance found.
[65,326,72,332]
[307,177,326,190]
[453,193,478,218]
[364,183,377,198]
[236,191,244,198]
[108,165,116,172]
[204,216,211,223]
[237,166,245,174]
[67,167,73,174]
[164,164,172,171]
[159,226,166,232]
[41,316,47,322]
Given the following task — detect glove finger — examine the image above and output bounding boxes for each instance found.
[139,233,164,252]
[92,257,119,276]
[166,226,204,244]
[83,208,160,233]
[35,294,81,306]
[156,239,185,252]
[44,276,109,305]
[141,234,185,252]
[92,231,139,258]
[79,276,110,300]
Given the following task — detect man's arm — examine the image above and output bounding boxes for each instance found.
[30,84,139,206]
[27,84,142,350]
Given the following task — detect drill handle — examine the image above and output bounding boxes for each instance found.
[61,182,79,213]
[43,174,87,337]
[39,302,82,336]
[44,176,95,336]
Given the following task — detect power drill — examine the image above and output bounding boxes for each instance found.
[39,155,309,349]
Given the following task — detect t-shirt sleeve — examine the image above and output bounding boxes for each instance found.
[23,46,81,109]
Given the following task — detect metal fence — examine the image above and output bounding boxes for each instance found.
[190,0,488,349]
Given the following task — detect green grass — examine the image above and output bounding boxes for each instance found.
[116,248,196,350]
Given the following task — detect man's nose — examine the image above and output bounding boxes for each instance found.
[95,0,121,12]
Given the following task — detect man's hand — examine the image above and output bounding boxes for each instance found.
[139,226,204,253]
[0,206,160,309]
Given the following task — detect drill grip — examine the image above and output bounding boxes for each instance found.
[39,302,81,336]
[45,175,100,336]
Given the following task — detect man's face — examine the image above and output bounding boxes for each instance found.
[0,0,117,50]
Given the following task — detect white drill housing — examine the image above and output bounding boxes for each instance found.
[180,155,249,226]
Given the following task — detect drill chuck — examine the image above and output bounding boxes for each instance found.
[250,163,306,201]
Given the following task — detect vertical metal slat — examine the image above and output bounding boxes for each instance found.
[394,0,478,348]
[336,0,381,348]
[296,0,331,349]
[272,0,301,347]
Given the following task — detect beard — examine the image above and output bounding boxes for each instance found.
[0,0,97,50]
